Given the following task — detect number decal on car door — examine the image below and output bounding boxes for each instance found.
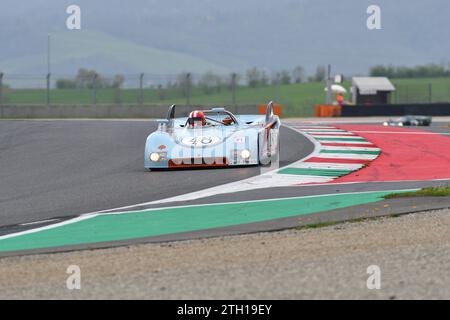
[181,136,220,146]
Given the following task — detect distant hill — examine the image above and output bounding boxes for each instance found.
[0,30,230,75]
[0,0,449,77]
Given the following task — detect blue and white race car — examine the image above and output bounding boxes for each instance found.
[144,102,280,169]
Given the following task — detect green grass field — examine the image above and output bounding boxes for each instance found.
[1,77,450,117]
[384,185,450,198]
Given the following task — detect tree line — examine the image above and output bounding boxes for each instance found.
[370,63,450,78]
[55,65,329,93]
[56,68,125,89]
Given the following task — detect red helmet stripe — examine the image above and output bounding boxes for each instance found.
[188,110,205,126]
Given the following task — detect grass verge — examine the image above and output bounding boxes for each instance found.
[383,185,450,199]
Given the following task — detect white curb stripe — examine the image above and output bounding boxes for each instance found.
[316,153,379,160]
[309,132,356,136]
[320,146,380,152]
[292,125,335,128]
[319,140,374,145]
[303,129,347,132]
[273,174,335,182]
[315,135,367,140]
[288,162,365,171]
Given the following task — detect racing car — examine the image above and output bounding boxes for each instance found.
[383,115,432,127]
[144,101,280,169]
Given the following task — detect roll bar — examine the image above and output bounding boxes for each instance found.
[265,101,275,124]
[166,104,176,120]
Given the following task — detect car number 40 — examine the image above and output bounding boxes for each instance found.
[181,136,220,146]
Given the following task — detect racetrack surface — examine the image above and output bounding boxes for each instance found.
[1,119,449,298]
[0,120,312,227]
[0,121,450,255]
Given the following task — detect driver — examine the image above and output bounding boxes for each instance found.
[222,117,233,125]
[187,110,207,128]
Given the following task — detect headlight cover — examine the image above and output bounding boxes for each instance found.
[150,153,160,162]
[240,149,251,159]
[150,152,167,162]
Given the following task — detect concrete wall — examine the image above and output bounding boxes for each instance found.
[0,104,261,119]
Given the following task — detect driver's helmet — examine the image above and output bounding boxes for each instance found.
[188,110,206,127]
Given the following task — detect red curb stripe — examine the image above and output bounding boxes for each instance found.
[334,124,450,182]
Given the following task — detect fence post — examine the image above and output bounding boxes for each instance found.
[326,64,332,104]
[231,73,237,106]
[46,73,51,106]
[92,74,98,105]
[428,83,432,104]
[0,72,3,106]
[0,72,3,118]
[139,73,144,105]
[186,73,191,106]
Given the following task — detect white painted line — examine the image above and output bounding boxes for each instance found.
[319,140,374,145]
[0,215,96,241]
[19,218,61,226]
[320,146,380,152]
[288,162,365,171]
[290,126,336,129]
[276,173,337,181]
[316,153,379,160]
[308,132,361,138]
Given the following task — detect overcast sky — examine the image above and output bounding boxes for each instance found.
[1,0,449,76]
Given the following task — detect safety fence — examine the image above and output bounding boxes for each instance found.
[1,73,450,117]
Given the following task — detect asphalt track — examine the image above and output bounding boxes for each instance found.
[0,120,312,227]
[0,120,449,256]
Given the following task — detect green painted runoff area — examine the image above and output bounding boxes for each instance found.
[0,191,399,252]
